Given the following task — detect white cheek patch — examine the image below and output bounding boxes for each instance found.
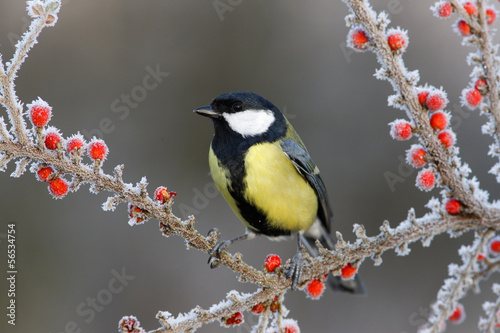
[223,109,275,137]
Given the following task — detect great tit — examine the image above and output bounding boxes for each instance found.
[194,91,364,293]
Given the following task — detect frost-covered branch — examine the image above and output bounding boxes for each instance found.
[479,283,500,332]
[1,0,499,332]
[418,230,494,333]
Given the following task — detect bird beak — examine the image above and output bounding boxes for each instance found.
[194,105,220,118]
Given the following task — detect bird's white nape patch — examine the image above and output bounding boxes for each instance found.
[223,109,275,137]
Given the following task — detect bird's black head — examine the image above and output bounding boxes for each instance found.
[194,91,286,140]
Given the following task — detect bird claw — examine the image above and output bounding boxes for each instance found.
[208,239,231,269]
[285,252,303,290]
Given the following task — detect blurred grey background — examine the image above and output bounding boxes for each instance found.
[0,0,498,332]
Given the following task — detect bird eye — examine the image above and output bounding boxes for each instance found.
[231,103,243,112]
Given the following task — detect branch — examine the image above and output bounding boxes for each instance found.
[418,230,495,332]
[479,283,500,332]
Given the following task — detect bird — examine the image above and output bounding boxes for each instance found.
[194,91,364,293]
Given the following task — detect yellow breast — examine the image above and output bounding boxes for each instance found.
[243,142,318,232]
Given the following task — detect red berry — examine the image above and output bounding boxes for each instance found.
[418,90,430,106]
[306,278,325,300]
[463,88,482,108]
[437,2,453,18]
[270,295,279,313]
[390,119,412,140]
[341,263,357,280]
[264,254,281,273]
[283,319,300,333]
[224,312,243,326]
[88,138,108,161]
[486,8,496,25]
[37,166,54,182]
[349,28,370,51]
[463,2,478,16]
[448,303,465,324]
[66,134,85,153]
[251,303,266,314]
[49,178,69,198]
[407,145,428,167]
[387,30,407,51]
[489,236,500,255]
[119,316,142,333]
[438,130,455,148]
[154,186,177,204]
[426,91,448,111]
[477,253,486,261]
[128,204,145,223]
[44,129,62,150]
[457,20,471,36]
[29,99,52,127]
[430,111,449,131]
[474,79,487,93]
[445,198,462,215]
[416,169,436,191]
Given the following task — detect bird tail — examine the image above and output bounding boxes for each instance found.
[302,220,366,295]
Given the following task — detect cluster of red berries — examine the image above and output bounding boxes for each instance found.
[127,187,177,225]
[348,26,409,53]
[462,78,487,110]
[391,88,448,192]
[433,1,497,35]
[251,295,280,315]
[29,99,109,199]
[222,312,244,327]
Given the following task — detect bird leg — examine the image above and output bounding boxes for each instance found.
[286,234,306,290]
[208,230,255,269]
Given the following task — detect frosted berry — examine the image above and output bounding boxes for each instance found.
[66,134,85,153]
[306,278,325,300]
[270,295,279,313]
[430,111,449,131]
[349,28,370,51]
[128,204,145,224]
[463,2,478,16]
[448,303,465,324]
[407,145,428,167]
[437,2,453,18]
[154,186,177,204]
[44,129,62,150]
[283,319,301,333]
[28,99,52,127]
[390,119,412,140]
[418,89,430,106]
[438,130,455,148]
[474,79,487,94]
[457,20,471,36]
[119,316,142,333]
[49,178,69,198]
[488,236,500,255]
[224,312,243,326]
[37,166,54,182]
[88,138,108,161]
[251,303,266,314]
[416,169,436,191]
[462,88,482,108]
[426,91,448,111]
[477,253,485,261]
[341,263,357,280]
[445,198,462,215]
[387,29,408,52]
[486,8,496,25]
[264,254,281,273]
